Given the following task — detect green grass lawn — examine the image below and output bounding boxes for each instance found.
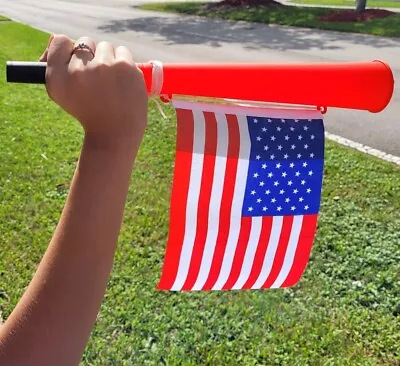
[140,2,400,37]
[1,19,400,365]
[290,0,400,8]
[0,15,10,21]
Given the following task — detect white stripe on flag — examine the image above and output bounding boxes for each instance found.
[270,215,303,288]
[251,216,284,289]
[212,114,251,290]
[232,216,263,289]
[171,110,206,291]
[192,113,229,290]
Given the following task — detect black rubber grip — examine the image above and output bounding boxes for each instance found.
[6,61,46,84]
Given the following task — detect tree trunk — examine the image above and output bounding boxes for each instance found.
[355,0,367,13]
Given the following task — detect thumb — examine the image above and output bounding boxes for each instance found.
[39,34,54,62]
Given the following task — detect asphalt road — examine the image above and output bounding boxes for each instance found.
[1,0,399,156]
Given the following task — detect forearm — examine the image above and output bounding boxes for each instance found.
[0,134,139,365]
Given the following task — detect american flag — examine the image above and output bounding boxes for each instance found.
[158,101,324,291]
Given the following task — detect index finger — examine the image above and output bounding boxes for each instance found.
[47,34,74,67]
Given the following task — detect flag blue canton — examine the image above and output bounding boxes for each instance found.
[242,115,324,217]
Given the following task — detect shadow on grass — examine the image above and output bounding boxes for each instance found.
[97,11,400,52]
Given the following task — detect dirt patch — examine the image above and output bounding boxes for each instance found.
[206,0,282,9]
[319,9,396,22]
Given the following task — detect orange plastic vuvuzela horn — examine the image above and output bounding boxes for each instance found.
[6,60,394,113]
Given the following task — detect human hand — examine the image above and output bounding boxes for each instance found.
[40,34,148,150]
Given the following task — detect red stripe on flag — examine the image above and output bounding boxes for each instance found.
[281,214,318,287]
[242,216,274,289]
[182,112,218,290]
[222,217,252,290]
[262,216,294,288]
[158,109,194,290]
[202,114,240,291]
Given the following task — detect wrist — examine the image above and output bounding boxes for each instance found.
[83,130,142,157]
